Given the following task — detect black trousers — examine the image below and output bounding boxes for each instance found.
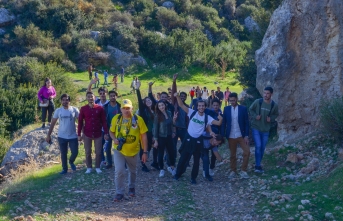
[175,134,203,180]
[210,150,216,169]
[140,131,153,165]
[58,137,78,171]
[158,135,175,170]
[41,100,55,123]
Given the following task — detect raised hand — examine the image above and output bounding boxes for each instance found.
[148,81,155,87]
[173,73,178,82]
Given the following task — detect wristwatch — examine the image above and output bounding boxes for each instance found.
[143,151,148,154]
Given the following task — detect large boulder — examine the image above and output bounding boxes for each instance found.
[0,8,15,27]
[0,126,60,176]
[255,0,343,141]
[107,45,147,67]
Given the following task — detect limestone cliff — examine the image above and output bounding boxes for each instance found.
[255,0,343,141]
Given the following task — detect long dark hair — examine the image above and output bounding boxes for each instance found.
[143,96,154,120]
[43,78,51,87]
[155,100,167,122]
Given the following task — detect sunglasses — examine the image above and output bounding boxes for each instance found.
[99,92,106,95]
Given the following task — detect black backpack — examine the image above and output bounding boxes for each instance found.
[189,111,208,131]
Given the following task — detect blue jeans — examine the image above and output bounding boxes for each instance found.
[201,148,211,177]
[252,128,269,167]
[101,132,113,166]
[104,76,108,85]
[57,137,79,171]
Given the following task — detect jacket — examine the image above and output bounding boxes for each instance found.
[221,105,250,138]
[153,111,173,139]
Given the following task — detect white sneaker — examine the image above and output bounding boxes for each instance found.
[167,167,173,175]
[209,169,215,176]
[172,168,176,176]
[85,168,92,174]
[202,170,206,178]
[159,170,165,177]
[95,168,102,174]
[228,171,237,179]
[240,171,249,179]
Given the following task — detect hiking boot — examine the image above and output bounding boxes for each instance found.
[240,171,250,179]
[59,170,67,175]
[69,163,76,171]
[159,170,165,177]
[190,179,197,185]
[150,162,159,170]
[85,168,92,174]
[142,164,150,172]
[228,171,237,179]
[114,194,124,202]
[209,169,215,176]
[128,188,135,197]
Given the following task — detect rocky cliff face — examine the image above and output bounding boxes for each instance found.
[255,0,343,141]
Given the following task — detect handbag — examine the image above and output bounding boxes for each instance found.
[39,99,49,107]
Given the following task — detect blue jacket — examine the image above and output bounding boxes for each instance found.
[221,105,250,138]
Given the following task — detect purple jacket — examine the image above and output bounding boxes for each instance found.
[37,86,56,102]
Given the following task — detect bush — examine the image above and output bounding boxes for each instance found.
[61,59,77,72]
[76,38,98,53]
[28,47,66,63]
[320,97,343,141]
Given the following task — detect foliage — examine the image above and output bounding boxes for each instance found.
[319,97,343,141]
[28,47,65,64]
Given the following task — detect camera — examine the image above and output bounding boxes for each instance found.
[117,137,126,151]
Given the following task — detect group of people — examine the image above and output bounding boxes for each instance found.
[189,86,233,109]
[38,73,279,202]
[87,63,125,89]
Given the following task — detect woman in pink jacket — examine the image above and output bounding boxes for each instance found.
[37,78,56,128]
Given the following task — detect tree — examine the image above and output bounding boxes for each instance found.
[211,40,248,79]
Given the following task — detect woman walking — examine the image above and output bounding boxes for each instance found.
[136,82,155,172]
[153,101,176,177]
[37,78,56,128]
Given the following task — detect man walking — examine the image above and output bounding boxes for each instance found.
[249,87,279,173]
[102,90,121,169]
[78,91,109,174]
[88,63,93,80]
[46,94,79,174]
[224,87,231,106]
[221,92,250,179]
[120,66,125,83]
[103,70,109,86]
[173,93,223,184]
[109,99,148,201]
[215,87,224,108]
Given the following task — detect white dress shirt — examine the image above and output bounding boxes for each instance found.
[229,106,242,138]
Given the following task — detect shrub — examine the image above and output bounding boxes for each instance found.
[320,97,343,141]
[28,47,65,63]
[76,38,98,53]
[61,59,77,72]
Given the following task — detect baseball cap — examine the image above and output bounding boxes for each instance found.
[122,99,133,108]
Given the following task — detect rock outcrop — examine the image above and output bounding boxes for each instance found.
[0,8,15,27]
[107,45,147,67]
[255,0,343,141]
[244,16,260,33]
[0,126,60,176]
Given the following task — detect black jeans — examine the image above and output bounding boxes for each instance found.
[169,127,187,166]
[41,100,55,123]
[101,132,113,166]
[175,134,203,180]
[58,137,79,171]
[158,135,175,170]
[210,150,216,169]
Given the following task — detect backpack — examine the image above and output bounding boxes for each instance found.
[189,111,208,131]
[259,98,277,128]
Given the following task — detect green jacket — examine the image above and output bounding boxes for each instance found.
[249,99,279,132]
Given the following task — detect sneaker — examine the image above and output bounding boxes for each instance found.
[42,123,45,128]
[128,188,135,197]
[254,166,264,173]
[167,167,174,175]
[47,122,51,127]
[142,164,150,172]
[100,161,106,168]
[85,168,92,174]
[159,170,165,177]
[202,170,206,178]
[228,171,237,179]
[205,175,213,182]
[209,169,215,176]
[95,168,102,174]
[69,163,76,171]
[105,165,113,169]
[240,171,250,179]
[59,170,67,175]
[190,179,197,184]
[171,168,176,176]
[114,194,124,202]
[150,162,159,170]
